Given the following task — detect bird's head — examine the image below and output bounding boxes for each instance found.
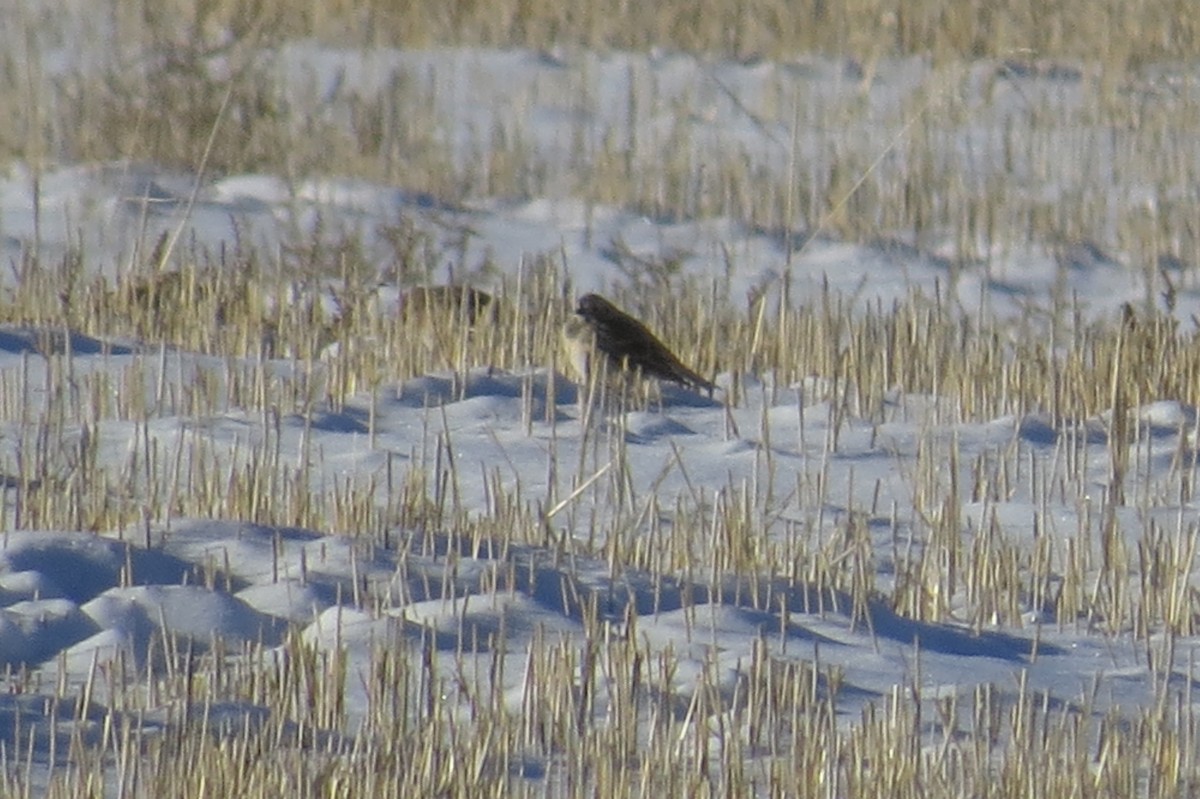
[575,293,610,321]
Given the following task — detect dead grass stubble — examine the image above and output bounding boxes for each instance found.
[1,242,1200,794]
[9,1,1200,270]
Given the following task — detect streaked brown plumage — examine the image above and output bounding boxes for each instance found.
[400,286,496,326]
[400,285,498,368]
[571,293,714,394]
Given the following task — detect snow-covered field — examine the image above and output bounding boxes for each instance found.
[4,7,1200,796]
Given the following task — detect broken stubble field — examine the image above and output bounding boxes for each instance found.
[6,1,1200,795]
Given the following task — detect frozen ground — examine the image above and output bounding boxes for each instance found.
[2,25,1200,794]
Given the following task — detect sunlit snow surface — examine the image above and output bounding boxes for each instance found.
[2,24,1200,792]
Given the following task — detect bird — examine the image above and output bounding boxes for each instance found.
[568,293,715,394]
[400,285,496,326]
[400,286,499,367]
[561,314,597,385]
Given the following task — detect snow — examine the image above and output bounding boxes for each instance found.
[2,14,1200,792]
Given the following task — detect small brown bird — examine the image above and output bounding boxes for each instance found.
[400,286,496,326]
[561,315,597,385]
[399,285,499,368]
[570,293,715,394]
